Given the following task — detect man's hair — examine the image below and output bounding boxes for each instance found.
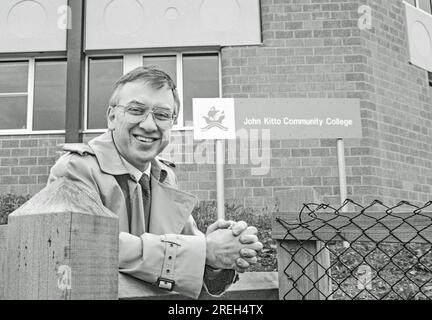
[109,65,180,117]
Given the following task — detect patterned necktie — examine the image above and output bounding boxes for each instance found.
[139,174,151,232]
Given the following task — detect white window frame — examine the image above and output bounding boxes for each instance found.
[0,57,67,136]
[83,50,221,133]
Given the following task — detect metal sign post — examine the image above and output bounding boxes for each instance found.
[337,138,348,204]
[193,98,236,220]
[215,139,225,220]
[337,138,350,248]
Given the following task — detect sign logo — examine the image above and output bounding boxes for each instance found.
[193,98,236,140]
[201,107,228,131]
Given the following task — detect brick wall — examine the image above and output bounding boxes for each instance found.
[220,0,368,208]
[0,135,64,195]
[358,0,432,204]
[160,131,218,201]
[217,0,432,208]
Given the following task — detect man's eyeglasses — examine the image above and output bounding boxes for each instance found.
[113,103,176,129]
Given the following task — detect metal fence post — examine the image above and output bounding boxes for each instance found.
[274,189,332,300]
[5,178,119,300]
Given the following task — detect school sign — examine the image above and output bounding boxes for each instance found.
[193,98,363,140]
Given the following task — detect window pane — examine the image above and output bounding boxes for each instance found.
[0,61,28,93]
[144,55,179,125]
[88,57,123,129]
[182,54,219,125]
[143,56,177,84]
[418,0,432,13]
[0,96,27,129]
[33,60,67,130]
[405,0,416,6]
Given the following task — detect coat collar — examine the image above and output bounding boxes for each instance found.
[88,131,198,235]
[88,131,167,183]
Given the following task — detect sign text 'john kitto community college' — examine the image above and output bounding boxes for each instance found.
[193,98,363,140]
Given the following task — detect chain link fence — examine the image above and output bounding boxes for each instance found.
[274,200,432,300]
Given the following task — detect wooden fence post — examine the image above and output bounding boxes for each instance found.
[5,178,119,300]
[0,224,7,300]
[273,189,332,300]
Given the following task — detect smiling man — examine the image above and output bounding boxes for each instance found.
[48,66,262,299]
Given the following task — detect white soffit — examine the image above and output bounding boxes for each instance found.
[404,1,432,72]
[85,0,262,50]
[0,0,67,53]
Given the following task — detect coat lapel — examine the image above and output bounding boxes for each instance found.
[88,131,130,176]
[149,166,198,235]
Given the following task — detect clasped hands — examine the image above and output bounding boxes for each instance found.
[205,219,263,273]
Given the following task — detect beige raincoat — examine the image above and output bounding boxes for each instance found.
[48,131,235,298]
